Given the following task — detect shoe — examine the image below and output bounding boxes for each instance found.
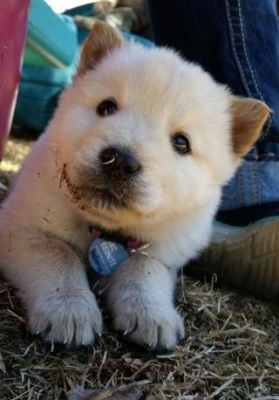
[186,208,279,301]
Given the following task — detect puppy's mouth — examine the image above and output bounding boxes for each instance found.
[91,186,128,209]
[61,163,134,211]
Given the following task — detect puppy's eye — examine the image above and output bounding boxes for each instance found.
[97,98,118,117]
[172,133,191,154]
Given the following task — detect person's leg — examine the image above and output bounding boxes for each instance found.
[147,0,279,142]
[146,0,279,300]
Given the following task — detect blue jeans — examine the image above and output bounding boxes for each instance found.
[147,0,279,210]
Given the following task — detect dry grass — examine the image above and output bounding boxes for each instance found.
[1,133,279,399]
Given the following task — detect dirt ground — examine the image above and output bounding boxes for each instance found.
[1,132,279,400]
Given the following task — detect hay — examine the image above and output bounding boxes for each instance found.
[1,133,279,399]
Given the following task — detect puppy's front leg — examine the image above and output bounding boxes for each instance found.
[4,235,102,346]
[106,255,184,350]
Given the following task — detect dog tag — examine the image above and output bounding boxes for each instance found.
[88,238,129,276]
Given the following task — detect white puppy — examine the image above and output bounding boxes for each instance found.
[0,22,269,349]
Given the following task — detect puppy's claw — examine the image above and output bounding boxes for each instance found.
[177,332,185,342]
[43,338,55,352]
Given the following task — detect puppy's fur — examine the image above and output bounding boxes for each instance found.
[0,22,269,349]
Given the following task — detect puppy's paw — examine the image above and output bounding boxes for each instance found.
[28,289,102,346]
[113,303,185,350]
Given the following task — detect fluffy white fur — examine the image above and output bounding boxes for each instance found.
[0,22,269,349]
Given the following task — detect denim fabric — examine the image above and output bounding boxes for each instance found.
[222,157,279,209]
[147,0,279,210]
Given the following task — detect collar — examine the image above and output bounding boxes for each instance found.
[89,225,150,254]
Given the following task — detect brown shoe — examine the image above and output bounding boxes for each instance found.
[187,218,279,301]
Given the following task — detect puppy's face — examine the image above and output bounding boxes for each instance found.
[48,23,269,238]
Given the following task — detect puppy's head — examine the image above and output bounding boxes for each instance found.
[50,22,270,238]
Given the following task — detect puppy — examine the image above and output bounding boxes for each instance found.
[0,22,269,349]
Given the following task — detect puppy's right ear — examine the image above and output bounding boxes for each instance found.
[77,21,124,75]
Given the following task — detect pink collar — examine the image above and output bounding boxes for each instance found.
[89,226,146,252]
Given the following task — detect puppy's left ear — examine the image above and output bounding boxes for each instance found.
[230,98,271,158]
[77,21,124,75]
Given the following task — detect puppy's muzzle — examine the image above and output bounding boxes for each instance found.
[100,147,141,179]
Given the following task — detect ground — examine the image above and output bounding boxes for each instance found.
[0,132,279,400]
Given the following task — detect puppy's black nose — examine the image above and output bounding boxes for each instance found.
[100,147,141,177]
